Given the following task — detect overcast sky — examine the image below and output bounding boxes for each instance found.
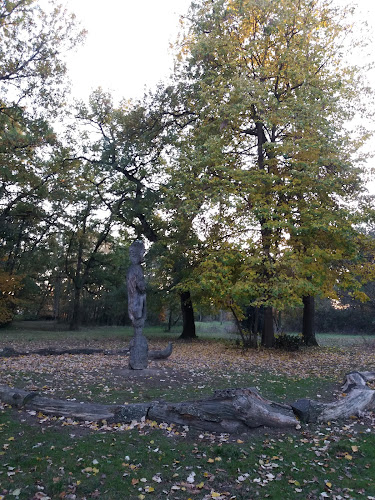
[62,0,375,104]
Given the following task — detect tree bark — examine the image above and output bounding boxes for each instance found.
[53,275,62,320]
[148,388,297,433]
[302,295,318,346]
[69,286,81,331]
[291,371,375,423]
[179,290,197,339]
[149,342,173,359]
[262,306,274,347]
[167,309,173,332]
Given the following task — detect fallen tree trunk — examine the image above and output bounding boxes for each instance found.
[0,346,106,357]
[0,385,298,432]
[292,371,375,423]
[0,371,374,432]
[0,343,173,360]
[0,385,148,421]
[147,388,298,433]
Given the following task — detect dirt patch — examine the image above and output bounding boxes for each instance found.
[111,364,193,388]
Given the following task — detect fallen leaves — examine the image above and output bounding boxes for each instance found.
[1,339,375,397]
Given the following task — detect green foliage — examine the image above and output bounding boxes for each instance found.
[0,0,85,110]
[0,0,85,325]
[170,0,374,332]
[0,270,22,326]
[1,0,375,333]
[274,333,302,351]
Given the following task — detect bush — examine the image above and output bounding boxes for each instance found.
[274,333,302,351]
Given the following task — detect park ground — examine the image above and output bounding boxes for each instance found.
[0,322,375,500]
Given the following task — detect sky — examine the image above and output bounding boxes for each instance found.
[62,0,375,104]
[62,0,192,102]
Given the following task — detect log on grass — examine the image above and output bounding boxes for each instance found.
[292,371,375,423]
[0,385,298,431]
[148,387,298,433]
[149,342,173,360]
[0,344,173,359]
[1,371,374,431]
[318,371,375,422]
[0,346,117,357]
[0,385,149,421]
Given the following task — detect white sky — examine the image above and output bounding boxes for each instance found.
[62,0,192,102]
[62,0,375,104]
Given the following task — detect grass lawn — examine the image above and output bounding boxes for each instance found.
[1,321,375,499]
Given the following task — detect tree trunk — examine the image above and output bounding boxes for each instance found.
[231,306,248,347]
[179,291,197,339]
[302,295,318,346]
[149,342,173,360]
[53,275,62,320]
[262,306,274,347]
[254,307,260,334]
[0,385,298,432]
[167,309,173,332]
[291,371,375,423]
[69,286,81,331]
[148,388,297,433]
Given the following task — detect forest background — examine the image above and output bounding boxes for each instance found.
[2,0,375,347]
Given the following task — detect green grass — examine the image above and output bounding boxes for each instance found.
[1,320,235,341]
[3,320,375,344]
[1,407,374,499]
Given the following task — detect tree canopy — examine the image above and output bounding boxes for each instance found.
[168,0,374,344]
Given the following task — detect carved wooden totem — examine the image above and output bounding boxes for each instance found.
[127,240,148,369]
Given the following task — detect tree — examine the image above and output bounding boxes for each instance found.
[172,0,372,345]
[63,194,116,330]
[0,0,84,203]
[0,0,84,323]
[74,88,203,338]
[0,0,85,109]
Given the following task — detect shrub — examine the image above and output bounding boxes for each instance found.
[274,333,302,351]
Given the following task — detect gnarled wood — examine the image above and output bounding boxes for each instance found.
[148,388,298,433]
[317,371,375,422]
[0,384,297,430]
[292,371,375,423]
[0,386,119,420]
[0,346,122,357]
[149,342,173,360]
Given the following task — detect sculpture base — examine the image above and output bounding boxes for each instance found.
[129,334,148,370]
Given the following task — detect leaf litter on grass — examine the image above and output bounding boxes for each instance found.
[1,340,374,402]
